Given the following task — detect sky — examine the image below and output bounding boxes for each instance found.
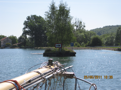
[0,0,121,38]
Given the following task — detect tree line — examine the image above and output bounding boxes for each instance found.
[0,1,121,48]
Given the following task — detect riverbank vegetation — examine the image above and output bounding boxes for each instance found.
[0,1,121,50]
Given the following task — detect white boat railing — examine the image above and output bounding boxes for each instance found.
[18,65,97,90]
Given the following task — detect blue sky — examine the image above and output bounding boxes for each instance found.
[0,0,121,38]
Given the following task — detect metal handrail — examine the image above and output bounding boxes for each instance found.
[22,65,73,89]
[74,77,97,90]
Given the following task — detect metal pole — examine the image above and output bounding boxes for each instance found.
[75,78,77,90]
[63,78,65,90]
[45,80,47,90]
[36,83,40,90]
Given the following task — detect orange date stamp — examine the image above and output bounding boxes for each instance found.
[84,75,113,79]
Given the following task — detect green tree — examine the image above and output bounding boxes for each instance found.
[85,31,96,46]
[101,33,115,46]
[74,42,80,47]
[0,35,6,47]
[23,15,47,47]
[8,35,18,44]
[115,27,121,46]
[21,30,27,46]
[74,19,85,31]
[18,35,26,47]
[91,36,102,46]
[0,35,6,39]
[73,19,86,45]
[45,1,75,47]
[73,22,96,46]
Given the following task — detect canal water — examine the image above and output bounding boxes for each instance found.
[0,49,121,90]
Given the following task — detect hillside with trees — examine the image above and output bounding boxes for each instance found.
[90,25,121,35]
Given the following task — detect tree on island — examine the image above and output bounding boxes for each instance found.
[45,1,76,47]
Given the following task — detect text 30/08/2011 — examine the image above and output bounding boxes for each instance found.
[84,75,113,79]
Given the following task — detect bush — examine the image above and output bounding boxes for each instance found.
[85,41,90,47]
[91,36,102,46]
[5,43,11,47]
[61,48,74,52]
[74,42,80,47]
[45,48,74,53]
[11,44,18,48]
[45,48,52,53]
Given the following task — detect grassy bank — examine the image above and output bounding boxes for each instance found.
[65,47,120,50]
[34,46,121,51]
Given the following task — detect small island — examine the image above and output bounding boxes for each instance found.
[43,48,76,57]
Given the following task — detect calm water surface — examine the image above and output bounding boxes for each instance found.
[0,49,121,90]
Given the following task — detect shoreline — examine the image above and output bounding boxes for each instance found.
[65,47,117,50]
[0,47,121,51]
[35,47,121,51]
